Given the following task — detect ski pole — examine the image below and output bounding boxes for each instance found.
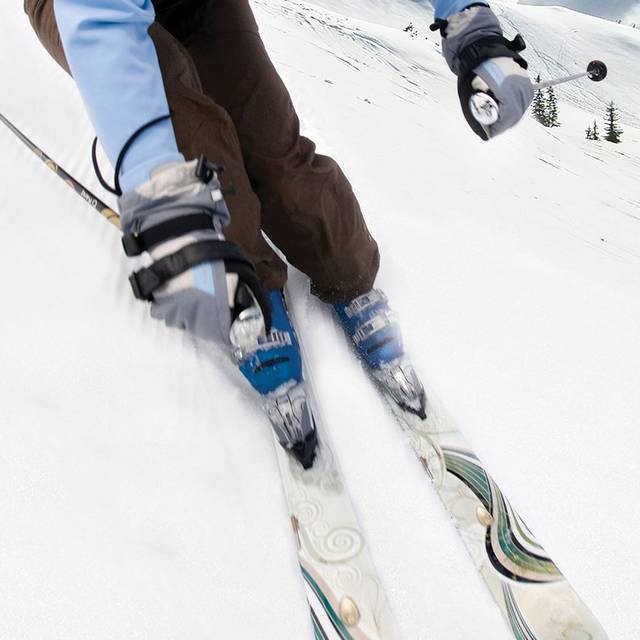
[469,59,608,128]
[534,72,589,90]
[0,110,270,352]
[0,111,120,229]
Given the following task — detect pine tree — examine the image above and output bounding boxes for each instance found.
[531,75,548,126]
[604,100,623,143]
[592,120,600,141]
[546,86,560,127]
[585,124,593,140]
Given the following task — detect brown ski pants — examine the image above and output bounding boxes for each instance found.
[23,0,379,302]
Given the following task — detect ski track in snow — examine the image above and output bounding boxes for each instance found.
[1,1,639,639]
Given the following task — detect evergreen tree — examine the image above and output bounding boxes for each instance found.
[531,75,548,126]
[604,100,623,143]
[585,124,593,140]
[592,120,600,141]
[546,86,560,127]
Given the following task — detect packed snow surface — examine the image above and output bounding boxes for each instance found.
[1,1,639,638]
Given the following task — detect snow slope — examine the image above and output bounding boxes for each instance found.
[1,1,639,639]
[517,0,640,23]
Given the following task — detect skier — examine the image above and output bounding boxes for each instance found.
[24,0,532,467]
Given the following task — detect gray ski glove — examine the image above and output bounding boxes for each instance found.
[433,5,534,140]
[118,157,271,346]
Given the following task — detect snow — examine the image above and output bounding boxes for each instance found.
[517,0,640,23]
[1,1,639,638]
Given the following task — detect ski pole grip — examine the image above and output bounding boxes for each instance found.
[469,91,500,126]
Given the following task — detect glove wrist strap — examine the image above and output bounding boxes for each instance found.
[129,240,252,301]
[122,213,218,256]
[457,34,528,78]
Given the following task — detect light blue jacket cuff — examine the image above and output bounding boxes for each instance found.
[119,149,185,193]
[434,0,488,20]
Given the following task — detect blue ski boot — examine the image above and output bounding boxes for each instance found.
[235,289,317,468]
[334,289,426,418]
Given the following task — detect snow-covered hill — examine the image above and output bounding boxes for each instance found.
[518,0,640,23]
[495,0,640,127]
[1,1,639,639]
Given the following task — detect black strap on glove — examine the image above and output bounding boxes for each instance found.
[130,240,249,300]
[122,213,215,256]
[456,34,528,78]
[129,239,272,332]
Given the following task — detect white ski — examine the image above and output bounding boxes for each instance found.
[273,428,401,639]
[379,371,609,640]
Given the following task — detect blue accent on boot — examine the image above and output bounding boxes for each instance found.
[334,290,404,370]
[239,290,303,396]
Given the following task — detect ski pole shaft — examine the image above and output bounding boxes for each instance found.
[533,72,587,90]
[0,111,120,229]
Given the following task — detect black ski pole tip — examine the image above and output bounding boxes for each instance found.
[587,60,607,82]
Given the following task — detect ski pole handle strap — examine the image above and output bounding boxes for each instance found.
[129,240,252,301]
[457,34,528,77]
[122,213,217,256]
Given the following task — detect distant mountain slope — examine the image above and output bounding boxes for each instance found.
[518,0,640,23]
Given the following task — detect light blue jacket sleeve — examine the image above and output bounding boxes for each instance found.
[434,1,487,20]
[53,0,184,192]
